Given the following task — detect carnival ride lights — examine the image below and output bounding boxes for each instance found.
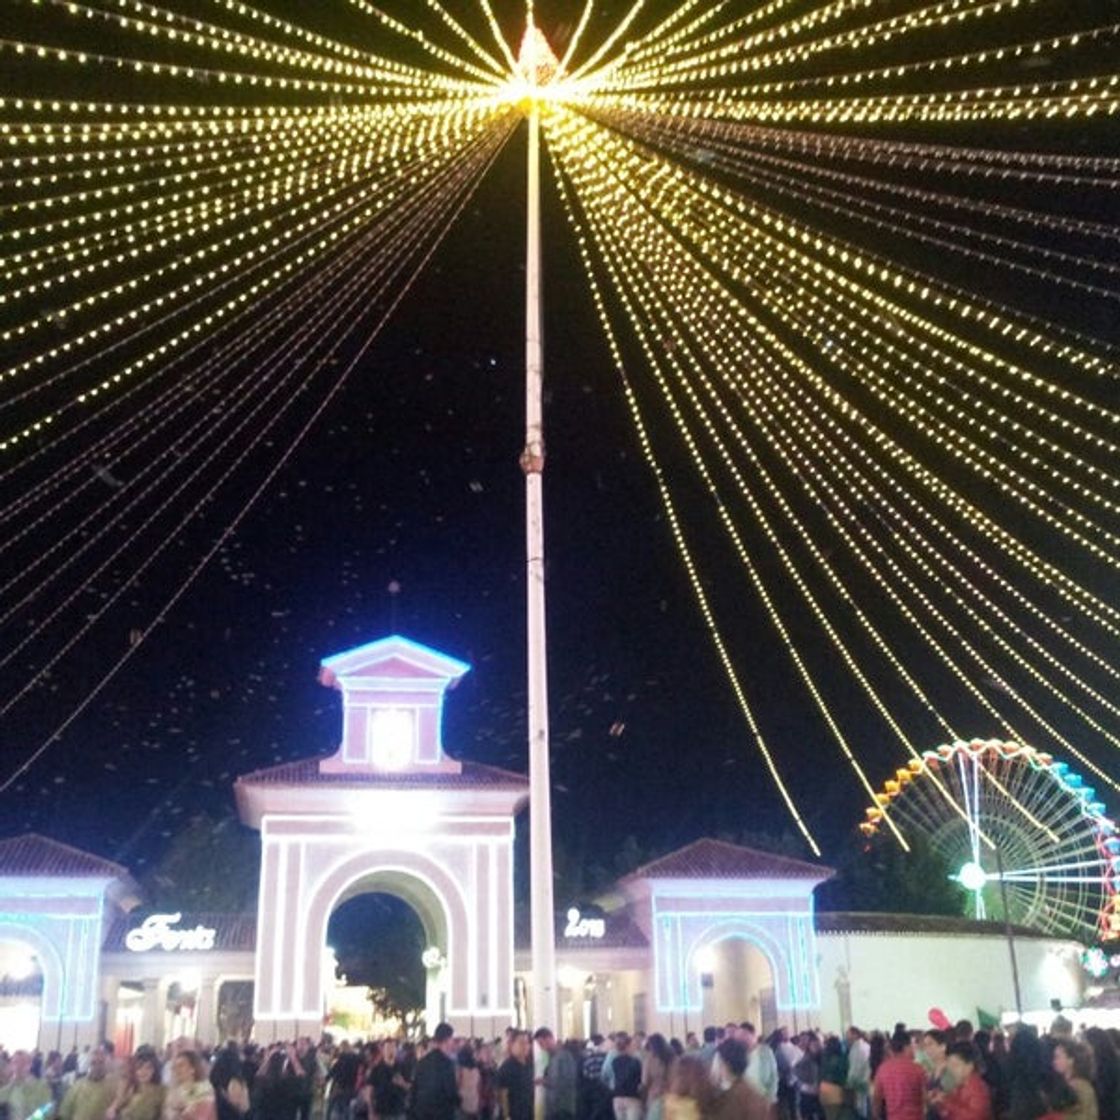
[862,739,1120,939]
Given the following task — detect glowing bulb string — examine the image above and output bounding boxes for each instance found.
[0,208,433,657]
[559,148,913,849]
[26,0,505,92]
[619,112,1120,255]
[473,0,519,75]
[0,125,391,306]
[606,0,733,79]
[0,109,388,207]
[420,0,509,77]
[782,282,1120,546]
[606,5,1116,97]
[0,111,515,488]
[0,118,512,747]
[0,162,435,457]
[571,108,1119,458]
[198,0,449,73]
[586,125,1120,376]
[746,311,1120,687]
[546,130,822,855]
[602,112,1120,186]
[743,320,1120,707]
[569,0,651,82]
[680,190,1120,672]
[0,118,505,794]
[599,75,1120,127]
[667,141,1119,430]
[0,117,512,542]
[616,0,1031,75]
[0,120,510,539]
[544,111,1120,792]
[680,142,1120,297]
[0,104,488,256]
[36,0,403,84]
[678,193,1120,522]
[0,115,439,316]
[337,0,506,84]
[0,129,485,552]
[548,113,1120,667]
[548,129,1045,843]
[0,34,476,101]
[672,185,1120,555]
[548,105,1048,850]
[563,169,929,852]
[0,106,511,432]
[724,317,1120,784]
[555,0,596,77]
[604,0,847,72]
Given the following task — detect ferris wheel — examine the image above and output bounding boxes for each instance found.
[861,739,1120,939]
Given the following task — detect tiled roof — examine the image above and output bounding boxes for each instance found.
[816,911,1051,939]
[103,912,257,953]
[557,911,649,950]
[235,756,528,789]
[0,833,130,880]
[625,838,832,882]
[511,908,648,951]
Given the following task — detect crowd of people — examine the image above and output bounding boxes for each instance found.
[1,1015,1118,1120]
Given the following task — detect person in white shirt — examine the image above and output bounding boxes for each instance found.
[738,1025,778,1105]
[845,1028,872,1120]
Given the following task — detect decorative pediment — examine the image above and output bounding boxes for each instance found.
[317,635,469,776]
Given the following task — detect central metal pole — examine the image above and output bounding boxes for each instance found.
[523,99,557,1031]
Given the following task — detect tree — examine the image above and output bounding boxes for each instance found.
[143,808,260,912]
[817,831,963,916]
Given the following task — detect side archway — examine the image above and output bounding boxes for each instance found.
[681,917,799,1013]
[0,922,63,1021]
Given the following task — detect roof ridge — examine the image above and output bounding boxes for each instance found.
[631,836,824,875]
[235,753,527,784]
[0,832,131,877]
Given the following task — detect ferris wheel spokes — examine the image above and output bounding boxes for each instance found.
[864,739,1118,938]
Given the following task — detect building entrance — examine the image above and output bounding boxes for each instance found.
[235,636,528,1038]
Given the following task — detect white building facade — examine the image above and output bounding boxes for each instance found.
[0,636,1093,1051]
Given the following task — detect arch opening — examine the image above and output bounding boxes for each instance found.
[692,934,779,1034]
[324,870,451,1038]
[0,939,44,1051]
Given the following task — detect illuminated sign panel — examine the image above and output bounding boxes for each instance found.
[125,913,217,953]
[564,907,605,939]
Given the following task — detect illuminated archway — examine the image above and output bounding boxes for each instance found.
[307,851,470,1023]
[0,932,51,1050]
[687,926,780,1031]
[237,637,529,1037]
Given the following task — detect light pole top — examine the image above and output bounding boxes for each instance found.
[516,23,560,91]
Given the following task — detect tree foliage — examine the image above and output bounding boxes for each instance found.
[142,808,260,913]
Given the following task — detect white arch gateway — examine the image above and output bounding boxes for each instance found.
[235,636,528,1038]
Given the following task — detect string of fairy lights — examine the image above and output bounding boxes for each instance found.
[1,0,1119,863]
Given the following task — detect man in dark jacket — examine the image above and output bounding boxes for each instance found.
[410,1024,459,1120]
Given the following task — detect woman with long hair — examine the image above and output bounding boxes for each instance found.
[1005,1027,1075,1120]
[457,1043,482,1120]
[1085,1029,1120,1120]
[109,1050,165,1120]
[643,1034,675,1120]
[818,1038,848,1120]
[1053,1039,1099,1120]
[663,1055,715,1120]
[164,1051,215,1120]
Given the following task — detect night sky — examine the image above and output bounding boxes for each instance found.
[1,0,1119,897]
